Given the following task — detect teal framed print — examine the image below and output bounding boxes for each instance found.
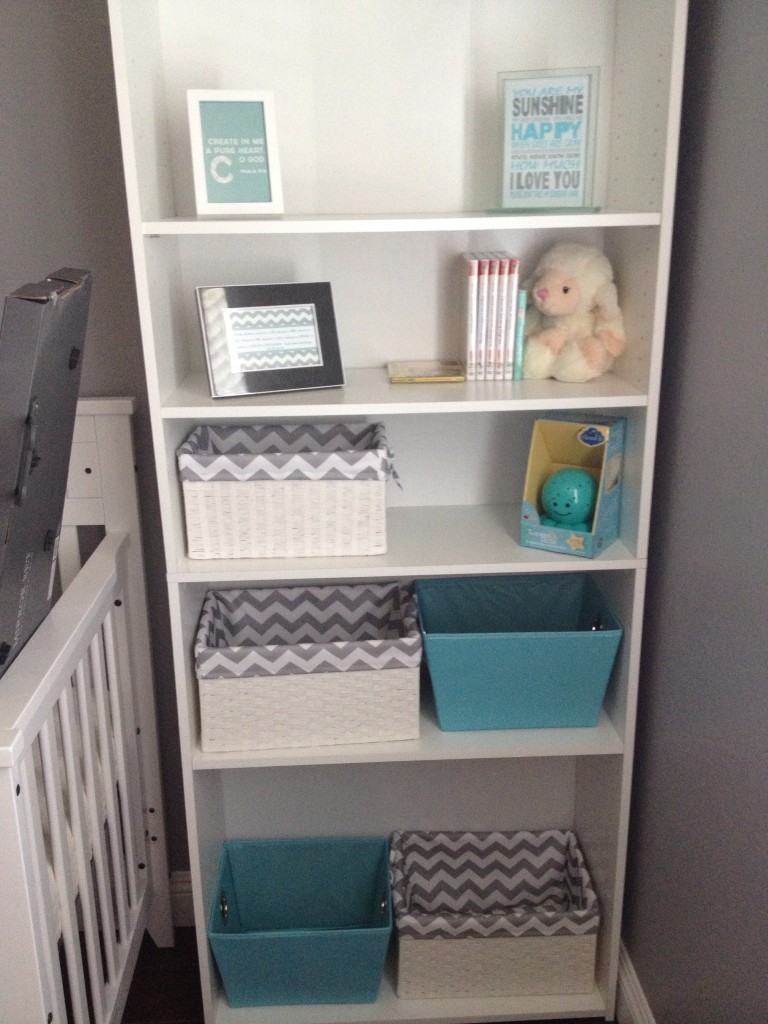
[500,68,599,210]
[196,282,344,397]
[187,90,283,215]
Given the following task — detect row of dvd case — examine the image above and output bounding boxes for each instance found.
[463,251,526,382]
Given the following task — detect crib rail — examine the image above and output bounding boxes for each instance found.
[0,533,148,1024]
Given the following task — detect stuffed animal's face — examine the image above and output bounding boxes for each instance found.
[531,268,582,317]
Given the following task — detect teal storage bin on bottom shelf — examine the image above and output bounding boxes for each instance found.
[208,837,392,1007]
[415,573,622,730]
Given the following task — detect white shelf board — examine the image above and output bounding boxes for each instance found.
[143,210,661,236]
[192,707,623,771]
[162,367,647,420]
[213,973,606,1024]
[169,505,641,583]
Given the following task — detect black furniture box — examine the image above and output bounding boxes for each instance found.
[0,268,92,679]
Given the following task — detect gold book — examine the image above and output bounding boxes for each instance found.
[387,360,466,383]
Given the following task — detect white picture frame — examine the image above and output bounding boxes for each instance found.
[500,68,599,210]
[187,89,283,215]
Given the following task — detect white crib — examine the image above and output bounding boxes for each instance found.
[0,398,173,1024]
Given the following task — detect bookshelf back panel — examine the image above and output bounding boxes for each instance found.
[160,407,646,574]
[220,758,578,840]
[111,0,679,221]
[142,224,667,401]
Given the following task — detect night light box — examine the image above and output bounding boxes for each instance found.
[521,417,626,558]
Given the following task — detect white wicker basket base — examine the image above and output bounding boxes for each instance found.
[182,479,386,558]
[395,934,597,999]
[199,667,420,752]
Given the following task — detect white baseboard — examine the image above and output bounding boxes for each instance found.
[617,942,657,1024]
[170,869,195,927]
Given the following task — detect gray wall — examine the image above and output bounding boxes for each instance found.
[623,2,768,1021]
[0,1,186,871]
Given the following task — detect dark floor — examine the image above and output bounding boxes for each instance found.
[121,928,605,1024]
[122,929,204,1024]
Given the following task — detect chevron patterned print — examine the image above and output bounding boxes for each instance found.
[199,286,246,397]
[237,348,320,371]
[195,583,421,678]
[177,423,393,482]
[389,830,599,939]
[225,305,322,371]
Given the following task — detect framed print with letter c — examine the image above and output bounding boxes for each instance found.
[187,89,283,215]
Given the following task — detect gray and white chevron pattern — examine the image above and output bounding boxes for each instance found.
[226,305,322,371]
[195,583,421,678]
[177,423,393,482]
[390,830,599,939]
[199,286,246,397]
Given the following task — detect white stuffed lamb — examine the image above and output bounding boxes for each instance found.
[523,242,626,383]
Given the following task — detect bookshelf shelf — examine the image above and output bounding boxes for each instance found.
[213,966,607,1024]
[168,505,640,584]
[193,708,623,772]
[161,366,648,419]
[143,210,662,237]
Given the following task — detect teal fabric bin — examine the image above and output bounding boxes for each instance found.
[415,574,622,730]
[208,837,392,1007]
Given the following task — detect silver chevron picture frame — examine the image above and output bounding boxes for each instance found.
[196,281,344,397]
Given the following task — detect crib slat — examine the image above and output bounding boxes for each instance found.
[102,606,141,911]
[89,630,130,953]
[74,657,120,985]
[58,679,108,1022]
[57,523,84,591]
[39,715,91,1024]
[17,751,70,1021]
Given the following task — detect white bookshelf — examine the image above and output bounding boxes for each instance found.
[107,2,688,1021]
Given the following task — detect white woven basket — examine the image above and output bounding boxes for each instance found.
[182,478,386,558]
[200,666,419,752]
[177,423,393,559]
[395,933,597,998]
[195,583,422,752]
[389,829,599,999]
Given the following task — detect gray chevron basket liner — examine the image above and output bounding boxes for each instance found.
[195,584,421,751]
[389,829,600,998]
[177,423,393,558]
[178,423,393,482]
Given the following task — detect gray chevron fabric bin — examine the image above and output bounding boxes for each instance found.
[195,584,422,752]
[389,829,600,999]
[177,423,394,558]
